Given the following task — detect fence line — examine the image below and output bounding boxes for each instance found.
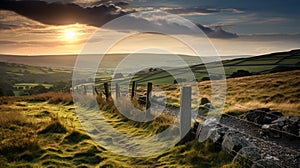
[73,81,299,167]
[74,81,299,140]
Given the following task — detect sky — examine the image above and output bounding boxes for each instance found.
[0,0,299,56]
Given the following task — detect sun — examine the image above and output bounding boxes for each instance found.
[65,30,76,40]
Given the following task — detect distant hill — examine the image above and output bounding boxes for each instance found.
[0,53,252,69]
[126,49,300,85]
[0,49,299,86]
[0,54,77,69]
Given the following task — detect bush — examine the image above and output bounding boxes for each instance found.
[230,70,253,78]
[29,85,49,95]
[0,82,14,96]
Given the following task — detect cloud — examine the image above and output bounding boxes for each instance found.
[0,10,47,31]
[160,7,243,16]
[0,0,130,27]
[0,1,238,39]
[239,33,300,41]
[197,25,238,39]
[104,11,239,39]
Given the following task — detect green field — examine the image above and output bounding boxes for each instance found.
[90,49,300,86]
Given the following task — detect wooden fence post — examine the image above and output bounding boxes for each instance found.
[131,81,136,99]
[83,85,87,95]
[104,82,110,99]
[146,82,152,118]
[180,86,192,139]
[91,85,95,96]
[116,83,120,99]
[94,85,99,95]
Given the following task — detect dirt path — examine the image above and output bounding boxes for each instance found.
[215,114,300,168]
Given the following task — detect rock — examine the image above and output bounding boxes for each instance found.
[261,124,281,138]
[246,109,285,125]
[209,126,229,144]
[271,116,286,127]
[287,116,299,123]
[267,111,283,117]
[203,117,219,126]
[197,117,220,142]
[138,96,147,105]
[200,97,210,105]
[199,103,215,115]
[282,124,299,137]
[263,111,283,124]
[246,110,266,124]
[251,158,281,168]
[233,147,261,165]
[255,108,270,112]
[222,131,254,154]
[202,103,215,110]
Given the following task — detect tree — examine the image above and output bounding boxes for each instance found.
[29,85,48,95]
[0,82,14,96]
[230,70,253,78]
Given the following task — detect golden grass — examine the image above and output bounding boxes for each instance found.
[223,70,300,116]
[0,93,238,167]
[159,70,300,116]
[95,94,175,136]
[24,91,73,105]
[0,111,25,128]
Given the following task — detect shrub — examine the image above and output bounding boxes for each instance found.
[230,70,253,78]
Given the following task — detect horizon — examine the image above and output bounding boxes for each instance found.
[1,48,299,57]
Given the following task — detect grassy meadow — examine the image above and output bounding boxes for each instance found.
[155,70,300,117]
[0,49,299,167]
[0,93,237,167]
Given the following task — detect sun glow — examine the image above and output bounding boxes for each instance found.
[65,30,76,40]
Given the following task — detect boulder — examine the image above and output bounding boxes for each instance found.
[200,97,210,105]
[261,124,281,138]
[271,116,286,127]
[197,117,220,142]
[282,124,299,137]
[199,103,215,115]
[209,126,229,144]
[202,103,215,110]
[246,110,266,124]
[233,147,261,165]
[222,131,254,154]
[287,116,299,123]
[246,109,285,125]
[263,111,283,124]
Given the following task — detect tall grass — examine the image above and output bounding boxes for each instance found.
[95,93,175,135]
[24,91,73,105]
[0,111,41,162]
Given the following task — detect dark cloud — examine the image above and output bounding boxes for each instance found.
[0,0,238,39]
[197,25,239,38]
[103,11,239,39]
[0,0,130,27]
[115,1,129,6]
